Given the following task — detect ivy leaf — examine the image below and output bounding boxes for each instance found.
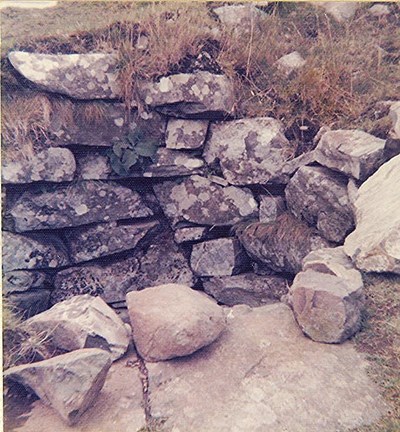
[121,148,139,169]
[135,141,158,157]
[112,141,127,157]
[109,152,129,176]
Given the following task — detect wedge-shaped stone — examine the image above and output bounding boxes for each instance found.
[259,195,286,224]
[190,238,249,277]
[165,118,209,150]
[174,225,209,244]
[8,51,121,99]
[344,154,400,273]
[2,148,76,184]
[126,283,226,361]
[138,72,235,118]
[203,272,288,306]
[9,181,153,232]
[2,231,69,272]
[65,220,160,263]
[204,117,294,185]
[315,129,386,180]
[154,175,258,227]
[24,295,130,361]
[4,349,112,425]
[285,166,354,243]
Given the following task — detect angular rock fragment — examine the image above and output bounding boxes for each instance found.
[154,175,258,227]
[289,248,365,343]
[344,154,400,273]
[214,4,266,31]
[165,118,209,150]
[143,148,205,177]
[285,166,354,243]
[3,270,52,295]
[2,148,76,184]
[174,225,209,244]
[259,195,286,224]
[4,348,112,425]
[315,129,386,180]
[8,51,122,99]
[275,51,306,75]
[203,272,288,306]
[65,220,160,263]
[236,213,330,274]
[2,231,69,272]
[24,295,130,361]
[126,283,226,361]
[191,238,249,277]
[369,4,390,17]
[75,150,119,180]
[9,181,153,232]
[204,117,294,185]
[138,72,235,118]
[268,150,316,184]
[53,230,196,304]
[315,2,358,22]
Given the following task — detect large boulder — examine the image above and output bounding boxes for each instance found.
[65,220,160,263]
[8,51,121,99]
[314,129,386,181]
[285,165,354,243]
[236,213,330,274]
[204,117,294,185]
[126,283,226,361]
[138,72,235,118]
[165,118,209,150]
[203,272,288,307]
[190,238,249,277]
[2,148,76,184]
[53,230,196,304]
[146,303,386,432]
[2,231,69,272]
[153,175,258,228]
[9,181,153,232]
[24,295,130,361]
[4,348,112,425]
[289,247,365,343]
[344,154,400,273]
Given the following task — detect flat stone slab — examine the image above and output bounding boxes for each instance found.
[165,118,209,150]
[147,304,387,432]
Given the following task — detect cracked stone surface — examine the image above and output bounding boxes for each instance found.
[8,51,122,99]
[285,165,354,243]
[204,117,294,185]
[165,118,209,150]
[154,175,258,228]
[146,303,387,432]
[9,181,153,232]
[65,219,160,264]
[344,154,400,273]
[315,129,386,181]
[138,72,235,118]
[2,231,69,272]
[2,148,76,184]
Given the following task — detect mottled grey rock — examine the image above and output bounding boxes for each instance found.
[203,272,288,306]
[369,4,390,17]
[65,220,160,263]
[9,181,153,232]
[268,150,317,184]
[126,283,226,361]
[314,2,358,22]
[4,348,112,425]
[2,231,69,272]
[153,175,258,228]
[344,154,400,273]
[214,4,266,31]
[53,230,196,304]
[3,270,51,294]
[143,148,205,178]
[138,72,235,118]
[24,295,130,361]
[289,266,364,343]
[7,290,51,320]
[191,238,249,277]
[204,117,294,185]
[2,148,76,184]
[146,303,386,432]
[315,129,386,181]
[174,226,209,244]
[285,165,354,243]
[389,101,400,140]
[8,51,122,99]
[275,51,306,75]
[236,213,330,274]
[259,195,286,223]
[75,151,118,180]
[165,118,209,150]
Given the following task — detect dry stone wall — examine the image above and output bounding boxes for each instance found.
[2,50,400,344]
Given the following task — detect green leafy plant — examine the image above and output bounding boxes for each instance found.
[107,129,160,176]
